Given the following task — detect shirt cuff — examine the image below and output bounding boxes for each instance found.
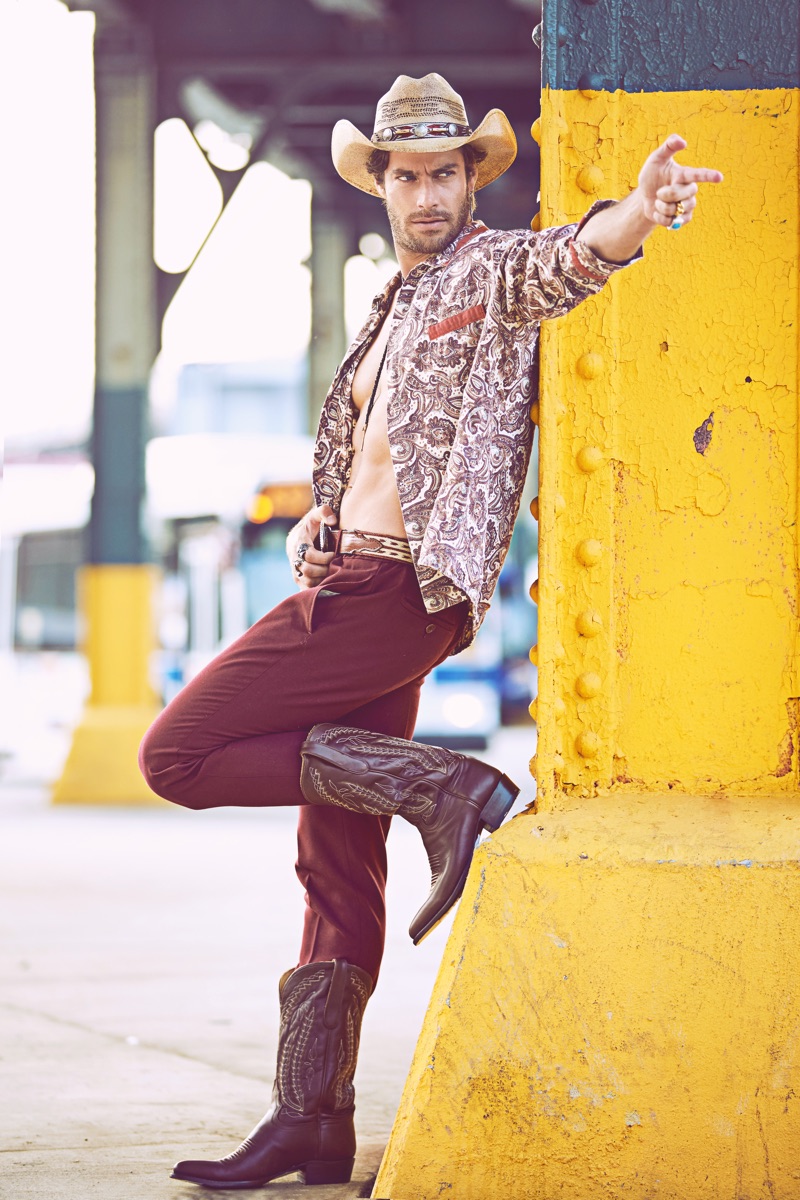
[571,198,644,278]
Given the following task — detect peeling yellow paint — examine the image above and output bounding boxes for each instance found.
[535,87,799,801]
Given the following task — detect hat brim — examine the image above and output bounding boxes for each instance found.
[331,108,517,197]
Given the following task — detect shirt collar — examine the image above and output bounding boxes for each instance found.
[367,221,490,324]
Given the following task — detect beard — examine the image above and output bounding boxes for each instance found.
[385,191,473,257]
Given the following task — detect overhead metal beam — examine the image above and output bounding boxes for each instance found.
[308,0,388,18]
[161,56,539,85]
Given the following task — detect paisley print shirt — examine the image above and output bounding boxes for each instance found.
[312,200,640,654]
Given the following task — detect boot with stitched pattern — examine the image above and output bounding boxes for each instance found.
[171,958,372,1189]
[300,723,518,944]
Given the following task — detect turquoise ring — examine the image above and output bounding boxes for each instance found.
[670,200,685,230]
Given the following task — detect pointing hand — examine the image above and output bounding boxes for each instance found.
[637,134,723,229]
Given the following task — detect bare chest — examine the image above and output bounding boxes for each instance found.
[351,295,397,413]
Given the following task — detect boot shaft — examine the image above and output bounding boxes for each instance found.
[300,723,497,821]
[276,959,372,1117]
[299,723,519,945]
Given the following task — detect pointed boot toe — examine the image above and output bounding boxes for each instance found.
[409,772,518,943]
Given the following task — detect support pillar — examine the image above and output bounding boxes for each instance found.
[54,24,162,804]
[374,1,800,1196]
[308,201,348,432]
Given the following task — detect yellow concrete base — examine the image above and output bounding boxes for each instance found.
[52,563,164,804]
[51,704,165,805]
[374,799,800,1200]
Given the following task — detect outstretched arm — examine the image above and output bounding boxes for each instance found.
[576,134,724,264]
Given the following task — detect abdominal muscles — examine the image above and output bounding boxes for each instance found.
[339,384,407,538]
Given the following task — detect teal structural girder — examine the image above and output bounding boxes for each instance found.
[542,0,799,93]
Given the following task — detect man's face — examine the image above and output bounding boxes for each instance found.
[378,148,474,257]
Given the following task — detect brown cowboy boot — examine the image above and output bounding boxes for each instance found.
[300,723,519,944]
[171,958,372,1189]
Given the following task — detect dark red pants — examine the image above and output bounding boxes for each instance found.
[139,555,466,985]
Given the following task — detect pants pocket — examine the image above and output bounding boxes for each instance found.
[308,586,348,633]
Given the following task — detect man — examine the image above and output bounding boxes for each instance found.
[139,74,722,1189]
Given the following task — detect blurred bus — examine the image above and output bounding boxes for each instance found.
[3,433,314,657]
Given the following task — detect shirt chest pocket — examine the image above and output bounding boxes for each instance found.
[427,303,486,341]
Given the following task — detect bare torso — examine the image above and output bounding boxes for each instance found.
[338,292,407,538]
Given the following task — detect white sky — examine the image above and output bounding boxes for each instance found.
[3,0,96,447]
[2,0,395,450]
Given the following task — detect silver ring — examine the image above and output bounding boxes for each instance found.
[297,542,310,561]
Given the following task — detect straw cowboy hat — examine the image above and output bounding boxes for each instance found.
[331,73,517,197]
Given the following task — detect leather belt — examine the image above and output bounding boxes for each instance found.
[334,528,414,564]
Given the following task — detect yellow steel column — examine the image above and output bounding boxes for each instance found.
[536,87,799,803]
[374,17,799,1200]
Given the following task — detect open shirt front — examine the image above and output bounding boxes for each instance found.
[312,200,640,655]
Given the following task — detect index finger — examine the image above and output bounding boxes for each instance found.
[673,166,724,185]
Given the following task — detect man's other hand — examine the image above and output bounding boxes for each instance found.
[287,504,337,588]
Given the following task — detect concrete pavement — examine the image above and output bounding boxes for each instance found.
[0,729,536,1199]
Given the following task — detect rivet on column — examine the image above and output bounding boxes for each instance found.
[578,71,605,98]
[576,165,604,194]
[576,538,603,567]
[531,114,569,142]
[576,671,602,699]
[576,352,604,380]
[528,699,538,722]
[576,445,604,473]
[576,609,603,638]
[529,644,538,665]
[529,400,540,424]
[529,579,539,604]
[529,496,539,521]
[576,730,600,758]
[530,213,541,232]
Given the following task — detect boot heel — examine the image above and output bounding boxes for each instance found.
[300,1158,355,1185]
[479,775,518,832]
